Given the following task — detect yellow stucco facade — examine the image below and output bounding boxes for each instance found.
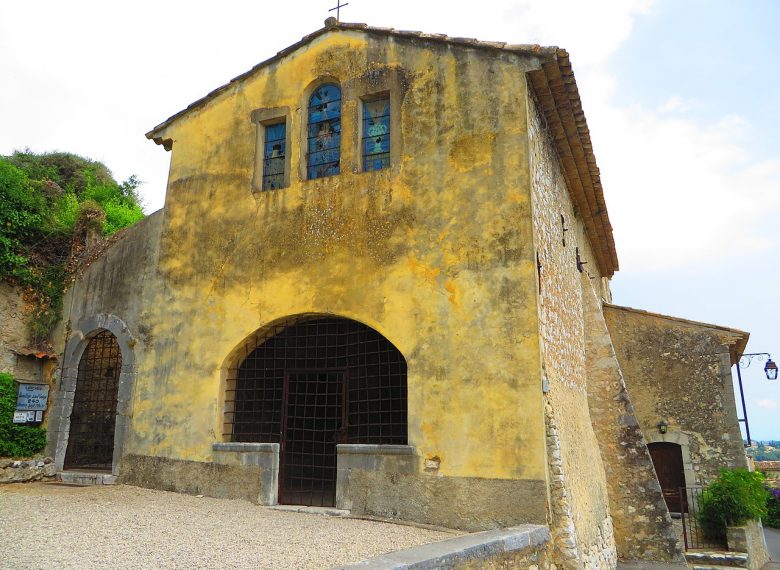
[140,28,546,481]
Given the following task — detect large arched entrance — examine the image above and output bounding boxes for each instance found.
[228,317,407,507]
[648,441,687,513]
[64,330,122,471]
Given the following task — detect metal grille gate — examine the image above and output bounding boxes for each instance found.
[281,371,345,507]
[64,330,122,471]
[229,317,407,507]
[680,486,729,550]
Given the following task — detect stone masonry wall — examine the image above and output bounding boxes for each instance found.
[603,305,748,486]
[727,521,770,570]
[581,276,683,563]
[528,90,616,568]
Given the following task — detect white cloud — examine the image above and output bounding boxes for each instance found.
[658,97,686,113]
[756,399,779,410]
[2,0,778,271]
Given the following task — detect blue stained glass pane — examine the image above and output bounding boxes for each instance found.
[362,97,390,172]
[262,121,286,191]
[307,83,342,180]
[265,123,286,142]
[308,132,341,154]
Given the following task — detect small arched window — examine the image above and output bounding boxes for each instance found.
[307,83,341,179]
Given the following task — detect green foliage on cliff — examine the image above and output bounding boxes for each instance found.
[0,150,145,344]
[698,468,769,539]
[0,373,47,458]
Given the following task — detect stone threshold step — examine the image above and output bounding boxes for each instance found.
[268,505,350,517]
[685,551,748,569]
[57,471,116,486]
[690,565,748,570]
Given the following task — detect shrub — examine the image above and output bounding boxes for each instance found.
[766,487,780,528]
[698,468,770,539]
[0,372,47,457]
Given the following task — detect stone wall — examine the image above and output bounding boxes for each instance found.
[727,521,770,570]
[0,456,56,483]
[118,454,265,503]
[603,305,749,486]
[338,524,552,570]
[528,86,617,568]
[581,277,683,562]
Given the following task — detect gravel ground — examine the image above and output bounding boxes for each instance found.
[0,483,457,569]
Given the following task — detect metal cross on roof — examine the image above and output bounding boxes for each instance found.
[328,0,349,21]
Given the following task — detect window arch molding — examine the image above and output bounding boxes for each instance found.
[301,77,344,181]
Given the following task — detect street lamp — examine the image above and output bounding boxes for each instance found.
[765,359,778,380]
[735,352,775,447]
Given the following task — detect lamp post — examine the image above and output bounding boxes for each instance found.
[735,352,777,447]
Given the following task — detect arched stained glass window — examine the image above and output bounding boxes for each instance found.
[307,84,341,179]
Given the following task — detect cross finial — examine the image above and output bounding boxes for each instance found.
[328,0,349,21]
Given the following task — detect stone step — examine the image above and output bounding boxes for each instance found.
[57,471,116,486]
[689,566,747,570]
[685,551,748,568]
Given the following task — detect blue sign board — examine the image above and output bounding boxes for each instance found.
[16,383,49,411]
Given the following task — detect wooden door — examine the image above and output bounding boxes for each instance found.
[648,442,686,513]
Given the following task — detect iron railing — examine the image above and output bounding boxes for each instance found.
[679,486,728,551]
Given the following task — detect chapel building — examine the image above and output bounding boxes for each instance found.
[45,21,753,568]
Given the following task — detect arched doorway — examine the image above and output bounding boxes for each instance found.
[64,330,122,471]
[648,442,687,513]
[228,317,407,507]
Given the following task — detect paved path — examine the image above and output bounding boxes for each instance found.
[764,526,780,569]
[0,483,457,569]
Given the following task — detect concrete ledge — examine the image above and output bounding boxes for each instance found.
[337,445,415,456]
[333,524,550,569]
[212,442,279,453]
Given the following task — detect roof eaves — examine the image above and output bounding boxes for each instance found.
[604,302,750,365]
[527,49,618,277]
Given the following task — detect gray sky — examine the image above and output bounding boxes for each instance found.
[2,0,778,439]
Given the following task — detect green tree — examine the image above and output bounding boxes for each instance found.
[0,150,146,344]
